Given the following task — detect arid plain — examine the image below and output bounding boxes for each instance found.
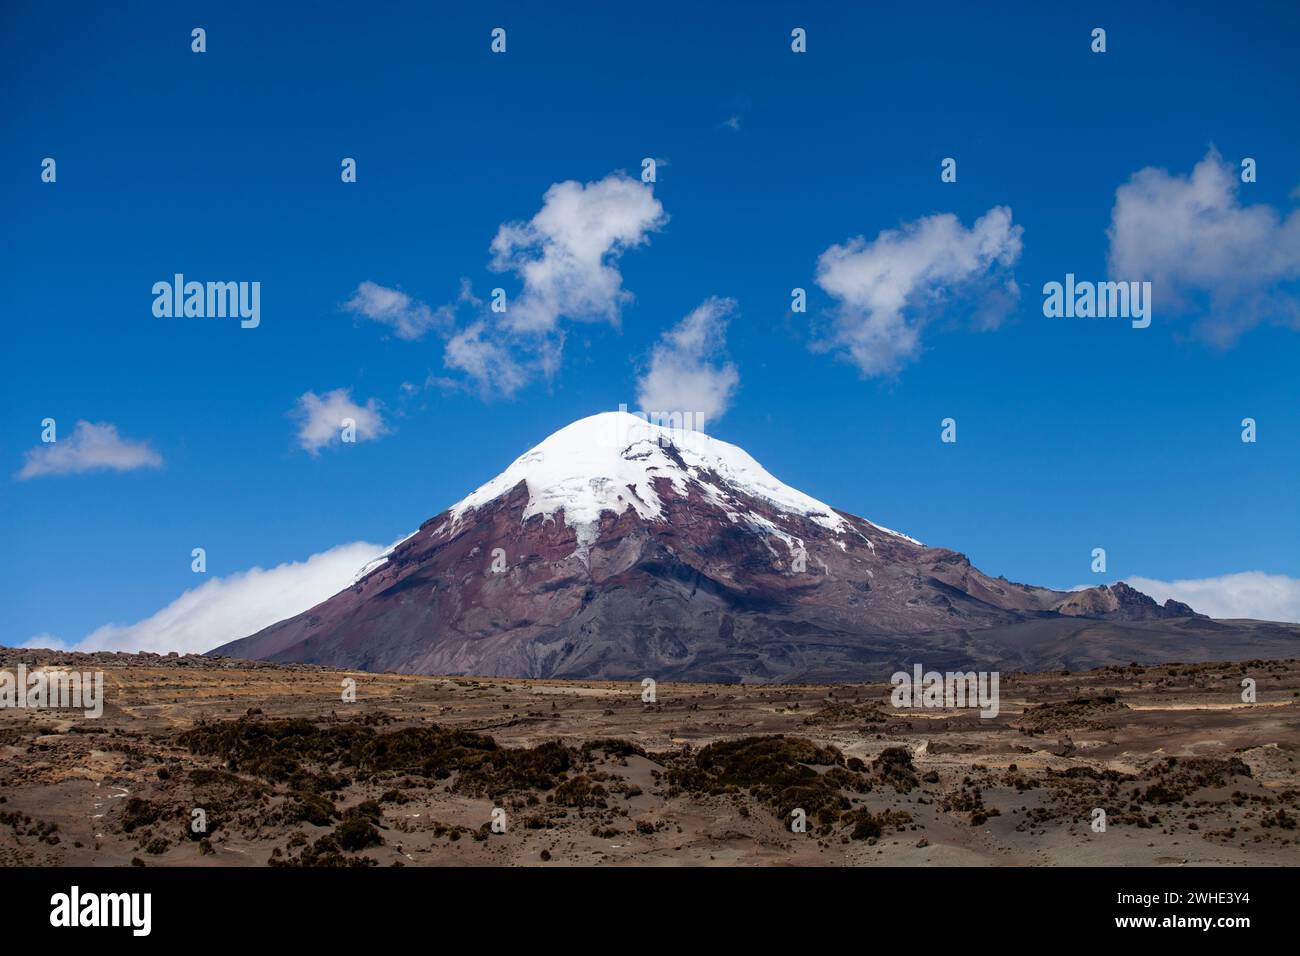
[2,649,1297,867]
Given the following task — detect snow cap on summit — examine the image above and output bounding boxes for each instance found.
[448,411,860,548]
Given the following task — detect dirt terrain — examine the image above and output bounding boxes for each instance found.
[2,649,1298,866]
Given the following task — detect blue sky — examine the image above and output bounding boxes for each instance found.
[3,0,1299,650]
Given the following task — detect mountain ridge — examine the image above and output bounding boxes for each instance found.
[212,412,1286,682]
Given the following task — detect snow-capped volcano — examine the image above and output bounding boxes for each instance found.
[213,412,1205,682]
[448,411,857,546]
[351,411,913,587]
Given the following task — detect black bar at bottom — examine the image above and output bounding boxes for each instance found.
[1,865,1280,942]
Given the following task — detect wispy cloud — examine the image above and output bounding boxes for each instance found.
[1126,571,1300,624]
[813,207,1023,376]
[443,321,532,399]
[1107,148,1300,345]
[15,421,163,480]
[344,280,451,341]
[291,388,389,455]
[20,541,389,655]
[18,633,61,649]
[636,296,740,428]
[345,173,667,402]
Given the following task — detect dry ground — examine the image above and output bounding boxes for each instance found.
[1,650,1298,866]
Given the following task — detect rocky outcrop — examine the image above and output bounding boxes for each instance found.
[1054,582,1206,621]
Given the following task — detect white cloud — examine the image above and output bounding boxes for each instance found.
[1107,149,1300,345]
[722,115,742,131]
[18,633,61,649]
[1127,572,1300,623]
[636,296,740,428]
[344,281,450,341]
[814,207,1023,376]
[347,173,666,400]
[489,173,667,334]
[16,421,163,480]
[292,388,389,455]
[22,541,388,655]
[443,321,531,399]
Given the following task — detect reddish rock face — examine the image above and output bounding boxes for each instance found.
[1052,582,1202,621]
[212,413,1205,682]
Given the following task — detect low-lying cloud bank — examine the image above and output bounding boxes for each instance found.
[1125,571,1300,624]
[20,541,387,656]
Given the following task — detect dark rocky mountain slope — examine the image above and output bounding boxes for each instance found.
[213,412,1290,681]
